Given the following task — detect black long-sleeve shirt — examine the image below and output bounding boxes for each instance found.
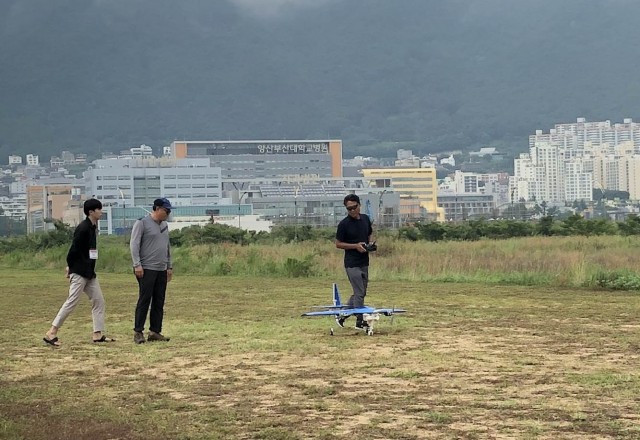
[66,217,98,279]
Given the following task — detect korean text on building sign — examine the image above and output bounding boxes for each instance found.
[256,143,329,154]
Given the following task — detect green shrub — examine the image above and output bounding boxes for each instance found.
[283,255,315,277]
[617,214,640,236]
[590,270,640,290]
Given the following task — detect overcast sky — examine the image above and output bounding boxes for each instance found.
[229,0,339,18]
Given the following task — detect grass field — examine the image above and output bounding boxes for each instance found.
[5,235,640,289]
[2,269,640,439]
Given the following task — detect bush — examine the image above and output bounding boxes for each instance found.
[170,224,246,246]
[0,220,73,253]
[617,214,640,236]
[283,255,315,277]
[590,270,640,290]
[415,222,446,241]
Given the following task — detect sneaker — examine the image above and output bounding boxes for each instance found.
[335,316,347,328]
[147,332,170,342]
[133,331,145,344]
[354,321,369,331]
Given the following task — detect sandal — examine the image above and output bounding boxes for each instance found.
[43,336,61,347]
[93,335,116,343]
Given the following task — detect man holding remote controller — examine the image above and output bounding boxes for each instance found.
[335,194,376,331]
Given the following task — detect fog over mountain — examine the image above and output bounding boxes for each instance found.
[1,0,639,159]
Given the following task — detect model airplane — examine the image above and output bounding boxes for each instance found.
[302,283,406,336]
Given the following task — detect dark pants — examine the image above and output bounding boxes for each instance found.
[346,266,369,323]
[134,269,167,333]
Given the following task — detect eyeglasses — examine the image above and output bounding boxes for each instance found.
[346,205,359,211]
[164,209,171,215]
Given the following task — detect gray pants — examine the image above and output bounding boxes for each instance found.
[346,266,369,309]
[52,273,105,332]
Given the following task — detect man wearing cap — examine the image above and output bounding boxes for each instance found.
[130,198,173,344]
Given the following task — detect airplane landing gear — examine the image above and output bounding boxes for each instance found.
[363,313,379,336]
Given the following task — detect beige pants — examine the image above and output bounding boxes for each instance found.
[52,273,105,332]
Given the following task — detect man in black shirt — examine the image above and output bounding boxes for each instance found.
[335,194,374,330]
[43,199,114,347]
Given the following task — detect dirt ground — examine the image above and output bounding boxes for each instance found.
[2,272,640,439]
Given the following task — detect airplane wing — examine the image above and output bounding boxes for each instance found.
[310,305,350,309]
[371,308,407,316]
[302,306,375,317]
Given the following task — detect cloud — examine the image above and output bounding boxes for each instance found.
[229,0,339,19]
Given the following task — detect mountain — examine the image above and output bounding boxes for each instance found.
[1,0,640,159]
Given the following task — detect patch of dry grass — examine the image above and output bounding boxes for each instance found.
[1,270,640,439]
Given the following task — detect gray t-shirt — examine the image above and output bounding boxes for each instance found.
[130,215,172,271]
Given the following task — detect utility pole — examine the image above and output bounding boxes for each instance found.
[378,189,387,227]
[119,190,127,235]
[294,185,299,241]
[510,187,515,219]
[232,182,248,229]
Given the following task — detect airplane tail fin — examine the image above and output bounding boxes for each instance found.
[333,283,341,307]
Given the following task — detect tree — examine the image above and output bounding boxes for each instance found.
[536,216,554,236]
[618,214,640,236]
[416,222,446,242]
[0,208,26,237]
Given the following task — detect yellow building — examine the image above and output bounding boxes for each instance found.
[361,168,442,220]
[617,156,640,201]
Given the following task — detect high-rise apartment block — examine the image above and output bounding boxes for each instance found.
[515,117,640,203]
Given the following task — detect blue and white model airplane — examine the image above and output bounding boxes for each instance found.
[302,283,406,336]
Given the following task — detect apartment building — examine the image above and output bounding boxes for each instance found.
[0,195,27,219]
[437,193,494,221]
[26,154,39,166]
[26,184,82,233]
[619,156,640,200]
[512,118,640,203]
[452,170,510,206]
